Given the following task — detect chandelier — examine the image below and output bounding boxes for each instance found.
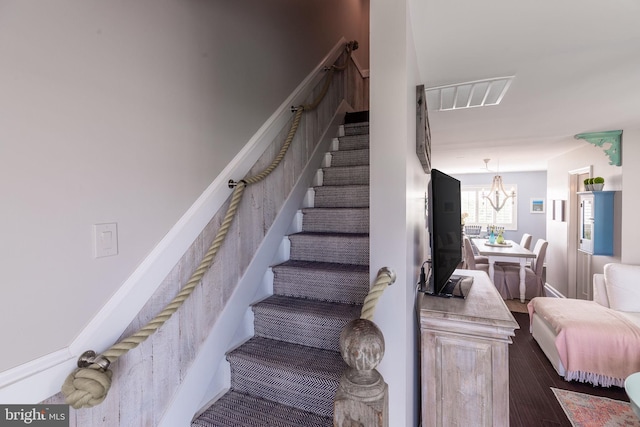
[481,159,516,212]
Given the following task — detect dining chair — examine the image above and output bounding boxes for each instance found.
[464,225,482,237]
[498,239,548,300]
[496,233,533,267]
[463,237,484,270]
[463,236,504,287]
[464,235,488,265]
[520,233,533,250]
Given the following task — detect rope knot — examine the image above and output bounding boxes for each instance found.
[62,366,113,409]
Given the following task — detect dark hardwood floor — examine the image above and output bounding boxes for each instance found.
[509,311,629,426]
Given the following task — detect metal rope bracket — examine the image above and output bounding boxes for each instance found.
[228,179,247,189]
[77,350,111,371]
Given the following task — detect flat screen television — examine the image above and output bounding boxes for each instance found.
[426,169,466,297]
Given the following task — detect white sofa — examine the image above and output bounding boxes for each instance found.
[530,263,640,387]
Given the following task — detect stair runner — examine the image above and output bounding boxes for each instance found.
[191,113,370,427]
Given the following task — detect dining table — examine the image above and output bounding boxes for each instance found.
[471,238,536,302]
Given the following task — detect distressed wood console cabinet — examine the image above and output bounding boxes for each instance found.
[418,269,519,427]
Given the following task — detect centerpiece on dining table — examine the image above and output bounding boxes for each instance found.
[485,225,512,247]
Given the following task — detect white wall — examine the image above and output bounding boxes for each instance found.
[621,129,640,265]
[0,0,369,373]
[546,137,624,297]
[370,0,423,425]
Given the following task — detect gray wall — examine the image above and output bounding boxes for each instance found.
[452,171,547,245]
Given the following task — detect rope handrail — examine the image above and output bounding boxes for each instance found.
[360,267,396,321]
[61,40,358,409]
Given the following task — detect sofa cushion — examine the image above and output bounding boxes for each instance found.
[621,312,640,329]
[604,263,640,312]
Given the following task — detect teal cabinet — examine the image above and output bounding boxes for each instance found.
[578,191,616,256]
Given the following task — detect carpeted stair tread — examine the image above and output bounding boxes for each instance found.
[254,295,362,319]
[273,259,369,272]
[329,148,369,167]
[227,337,345,417]
[313,185,369,208]
[253,295,361,350]
[301,207,369,233]
[228,336,345,378]
[192,390,332,427]
[336,134,369,151]
[322,165,369,186]
[272,260,369,303]
[343,123,369,136]
[288,232,369,265]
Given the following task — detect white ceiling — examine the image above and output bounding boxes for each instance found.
[411,0,640,174]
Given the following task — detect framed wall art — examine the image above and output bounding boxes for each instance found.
[530,198,545,213]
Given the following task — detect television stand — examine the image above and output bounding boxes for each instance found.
[418,269,518,427]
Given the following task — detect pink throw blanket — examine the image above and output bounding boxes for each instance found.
[528,297,640,387]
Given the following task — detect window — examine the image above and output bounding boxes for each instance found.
[461,185,518,230]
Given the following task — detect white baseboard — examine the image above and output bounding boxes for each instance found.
[544,283,566,298]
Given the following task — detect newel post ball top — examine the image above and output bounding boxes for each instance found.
[339,318,385,386]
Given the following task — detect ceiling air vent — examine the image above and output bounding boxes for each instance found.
[426,76,514,111]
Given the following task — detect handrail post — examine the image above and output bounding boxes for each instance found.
[333,267,394,427]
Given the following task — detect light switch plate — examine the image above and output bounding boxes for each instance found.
[94,223,118,258]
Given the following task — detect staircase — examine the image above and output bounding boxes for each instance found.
[191,112,371,427]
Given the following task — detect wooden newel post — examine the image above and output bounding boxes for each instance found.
[334,318,388,427]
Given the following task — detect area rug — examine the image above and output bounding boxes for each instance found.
[552,387,640,427]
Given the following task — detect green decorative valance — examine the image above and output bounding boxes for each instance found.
[575,130,622,166]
